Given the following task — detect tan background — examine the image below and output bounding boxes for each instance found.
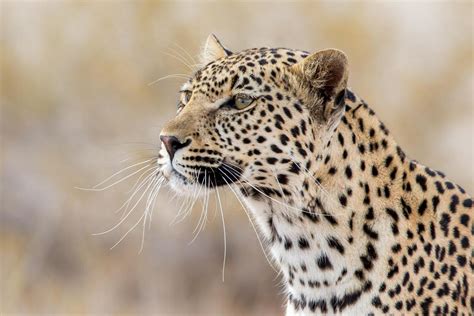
[1,1,473,315]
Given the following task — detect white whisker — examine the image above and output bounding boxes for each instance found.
[77,164,153,192]
[139,177,164,253]
[221,163,343,218]
[147,177,165,228]
[173,175,203,225]
[93,172,157,236]
[219,169,278,273]
[190,172,206,239]
[166,47,198,70]
[172,42,197,66]
[118,168,159,219]
[118,150,157,164]
[110,210,146,250]
[148,74,190,86]
[148,180,163,230]
[220,164,303,214]
[214,172,227,282]
[92,159,154,188]
[127,166,158,194]
[108,174,160,250]
[162,51,194,71]
[189,170,210,244]
[76,160,153,191]
[169,194,192,226]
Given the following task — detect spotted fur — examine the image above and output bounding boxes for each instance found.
[158,35,473,315]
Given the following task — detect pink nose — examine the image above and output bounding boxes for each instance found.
[160,135,191,160]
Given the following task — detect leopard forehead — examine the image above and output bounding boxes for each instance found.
[186,47,309,99]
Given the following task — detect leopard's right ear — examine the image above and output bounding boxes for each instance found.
[290,49,348,126]
[200,34,232,65]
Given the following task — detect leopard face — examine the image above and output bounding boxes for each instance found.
[159,35,348,197]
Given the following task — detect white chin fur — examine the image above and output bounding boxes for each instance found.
[167,171,209,197]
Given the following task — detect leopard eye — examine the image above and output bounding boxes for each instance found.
[177,90,192,113]
[234,94,254,110]
[183,90,192,104]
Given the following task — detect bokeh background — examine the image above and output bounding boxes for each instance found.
[1,1,473,315]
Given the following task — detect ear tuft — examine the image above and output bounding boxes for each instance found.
[200,34,232,65]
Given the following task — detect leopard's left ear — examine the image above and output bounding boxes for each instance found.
[200,34,232,65]
[291,49,348,125]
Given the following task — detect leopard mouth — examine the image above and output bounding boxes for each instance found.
[164,160,242,189]
[195,163,242,188]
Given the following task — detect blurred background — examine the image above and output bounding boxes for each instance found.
[1,1,473,315]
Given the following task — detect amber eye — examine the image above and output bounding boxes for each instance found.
[234,94,254,110]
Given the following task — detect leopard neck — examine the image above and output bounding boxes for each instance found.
[240,91,410,314]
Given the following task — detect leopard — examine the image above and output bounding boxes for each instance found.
[157,34,473,315]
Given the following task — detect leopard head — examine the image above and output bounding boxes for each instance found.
[158,34,348,198]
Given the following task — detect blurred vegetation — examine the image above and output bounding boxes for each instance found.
[1,1,472,315]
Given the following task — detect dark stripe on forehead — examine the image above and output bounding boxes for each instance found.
[230,75,239,90]
[232,76,248,91]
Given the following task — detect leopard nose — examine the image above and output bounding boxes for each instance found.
[160,135,191,161]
